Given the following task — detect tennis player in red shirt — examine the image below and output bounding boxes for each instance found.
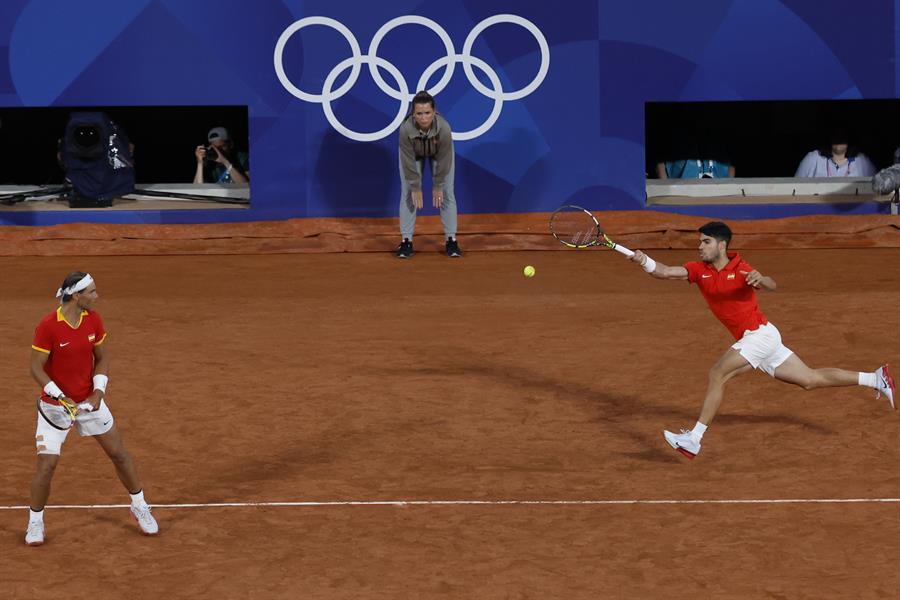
[25,272,158,545]
[630,222,894,460]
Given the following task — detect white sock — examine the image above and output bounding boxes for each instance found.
[690,421,708,443]
[29,509,44,523]
[130,490,146,507]
[859,372,877,388]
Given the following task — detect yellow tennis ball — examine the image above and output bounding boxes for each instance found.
[523,265,536,278]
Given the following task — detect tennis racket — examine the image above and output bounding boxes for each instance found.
[549,205,634,257]
[37,397,80,431]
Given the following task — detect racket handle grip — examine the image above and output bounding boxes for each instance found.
[613,244,634,258]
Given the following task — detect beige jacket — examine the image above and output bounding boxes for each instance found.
[398,113,454,192]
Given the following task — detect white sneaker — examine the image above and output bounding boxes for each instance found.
[875,365,895,410]
[25,520,44,546]
[664,429,701,460]
[130,503,159,535]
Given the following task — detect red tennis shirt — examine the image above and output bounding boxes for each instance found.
[32,307,107,403]
[684,252,768,341]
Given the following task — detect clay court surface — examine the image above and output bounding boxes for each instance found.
[2,246,900,598]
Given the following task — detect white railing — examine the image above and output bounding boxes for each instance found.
[646,177,898,214]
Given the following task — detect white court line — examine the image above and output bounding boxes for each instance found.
[1,498,900,510]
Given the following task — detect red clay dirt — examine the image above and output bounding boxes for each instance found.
[1,243,899,598]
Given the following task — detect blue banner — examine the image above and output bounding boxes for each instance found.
[0,0,896,225]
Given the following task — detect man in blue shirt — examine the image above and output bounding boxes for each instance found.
[657,158,735,179]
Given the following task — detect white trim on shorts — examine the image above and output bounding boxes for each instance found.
[35,399,114,455]
[731,322,794,377]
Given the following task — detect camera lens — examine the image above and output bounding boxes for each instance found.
[73,126,100,148]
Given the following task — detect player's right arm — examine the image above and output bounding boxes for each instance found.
[30,348,58,392]
[630,250,688,280]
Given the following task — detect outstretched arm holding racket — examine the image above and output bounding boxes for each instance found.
[628,250,688,280]
[548,205,691,280]
[569,220,894,461]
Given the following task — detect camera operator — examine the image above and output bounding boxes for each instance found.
[193,126,248,184]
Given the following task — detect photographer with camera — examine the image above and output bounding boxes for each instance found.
[193,126,248,184]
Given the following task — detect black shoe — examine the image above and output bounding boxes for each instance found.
[445,237,462,258]
[396,238,413,259]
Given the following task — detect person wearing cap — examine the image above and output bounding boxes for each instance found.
[193,126,249,184]
[795,129,875,177]
[25,271,158,546]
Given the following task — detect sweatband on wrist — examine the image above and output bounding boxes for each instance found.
[93,374,108,393]
[642,256,657,273]
[43,381,64,399]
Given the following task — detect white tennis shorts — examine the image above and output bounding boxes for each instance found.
[35,399,115,455]
[731,322,794,377]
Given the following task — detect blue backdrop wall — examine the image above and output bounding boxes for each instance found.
[0,0,897,225]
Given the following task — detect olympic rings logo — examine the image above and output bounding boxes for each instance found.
[273,15,550,142]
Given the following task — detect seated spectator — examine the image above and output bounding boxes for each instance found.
[794,129,875,177]
[656,158,735,179]
[193,126,249,184]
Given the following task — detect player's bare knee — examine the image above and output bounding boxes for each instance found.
[797,371,821,390]
[790,375,817,391]
[708,368,728,385]
[35,454,60,474]
[107,449,132,467]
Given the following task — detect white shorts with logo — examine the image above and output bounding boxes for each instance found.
[35,399,115,455]
[731,322,794,377]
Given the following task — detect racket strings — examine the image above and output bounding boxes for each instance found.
[38,399,77,430]
[551,210,600,247]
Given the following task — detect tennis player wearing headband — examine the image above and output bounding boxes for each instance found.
[26,272,158,545]
[630,222,894,459]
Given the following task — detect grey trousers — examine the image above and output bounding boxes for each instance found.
[398,155,457,240]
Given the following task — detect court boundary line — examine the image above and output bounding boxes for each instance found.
[1,498,899,510]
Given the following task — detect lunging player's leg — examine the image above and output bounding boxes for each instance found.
[774,354,860,389]
[665,348,753,459]
[774,355,895,410]
[699,349,755,424]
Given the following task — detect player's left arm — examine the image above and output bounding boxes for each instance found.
[84,341,110,410]
[741,269,776,291]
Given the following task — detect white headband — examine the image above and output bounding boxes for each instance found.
[56,274,94,299]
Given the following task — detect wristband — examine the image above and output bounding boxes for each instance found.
[642,256,657,273]
[43,381,64,399]
[93,374,109,393]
